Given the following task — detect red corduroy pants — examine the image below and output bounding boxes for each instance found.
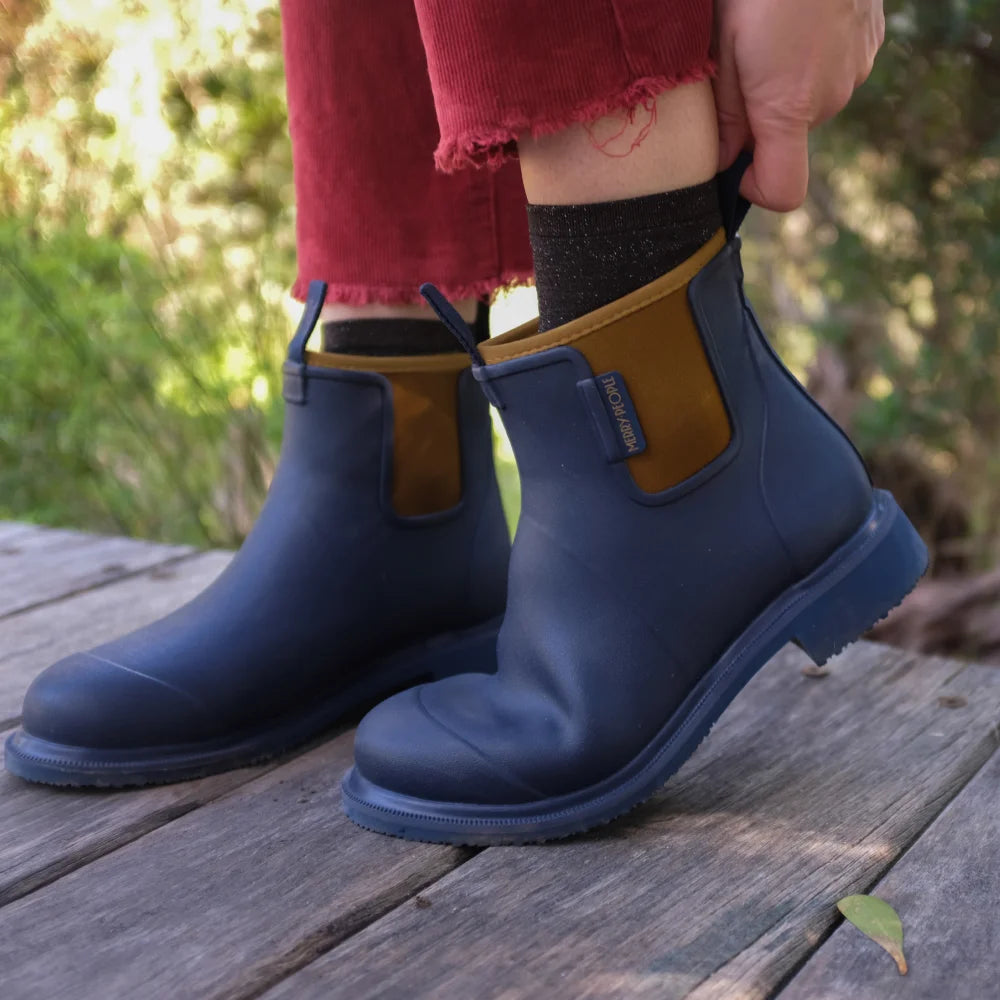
[281,0,714,304]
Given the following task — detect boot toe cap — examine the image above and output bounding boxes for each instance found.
[353,682,542,806]
[21,651,209,749]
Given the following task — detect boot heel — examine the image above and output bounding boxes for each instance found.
[791,491,928,665]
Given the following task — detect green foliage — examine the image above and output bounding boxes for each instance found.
[817,4,1000,458]
[0,212,284,546]
[748,1,1000,573]
[0,2,294,546]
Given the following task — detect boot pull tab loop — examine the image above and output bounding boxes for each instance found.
[283,280,327,405]
[420,283,487,368]
[420,283,505,410]
[287,280,327,364]
[717,151,753,240]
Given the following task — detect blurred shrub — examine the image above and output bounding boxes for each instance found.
[0,1,293,546]
[744,1,1000,575]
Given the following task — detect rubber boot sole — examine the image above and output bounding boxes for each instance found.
[342,491,928,845]
[4,616,502,788]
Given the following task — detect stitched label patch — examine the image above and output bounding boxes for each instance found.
[595,371,646,459]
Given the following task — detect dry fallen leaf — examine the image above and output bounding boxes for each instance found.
[837,894,907,975]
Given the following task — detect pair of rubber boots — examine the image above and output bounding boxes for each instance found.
[6,161,927,844]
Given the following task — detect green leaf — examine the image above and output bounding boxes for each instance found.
[837,895,908,975]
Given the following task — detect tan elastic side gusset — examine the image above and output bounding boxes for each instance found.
[305,349,468,517]
[481,230,731,494]
[384,369,463,516]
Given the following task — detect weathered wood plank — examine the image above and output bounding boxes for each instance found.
[0,550,230,726]
[263,643,1000,1000]
[0,522,191,619]
[0,735,471,1000]
[0,728,271,907]
[0,523,39,546]
[779,748,1000,1000]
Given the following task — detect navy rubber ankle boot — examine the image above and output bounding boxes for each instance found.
[5,282,509,786]
[342,163,928,844]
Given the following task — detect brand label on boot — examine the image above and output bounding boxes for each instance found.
[594,371,646,460]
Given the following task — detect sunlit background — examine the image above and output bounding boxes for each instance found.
[1,1,998,657]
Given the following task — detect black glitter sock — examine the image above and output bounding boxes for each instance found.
[527,179,722,331]
[322,301,490,356]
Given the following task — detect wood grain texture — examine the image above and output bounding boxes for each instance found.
[0,550,229,726]
[0,727,271,907]
[0,522,191,619]
[779,748,1000,1000]
[0,734,470,1000]
[264,643,1000,1000]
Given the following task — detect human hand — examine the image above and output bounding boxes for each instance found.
[713,0,885,211]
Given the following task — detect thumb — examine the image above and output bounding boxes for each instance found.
[712,43,751,170]
[739,116,810,212]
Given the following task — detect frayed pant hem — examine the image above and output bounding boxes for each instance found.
[433,61,716,173]
[291,270,535,305]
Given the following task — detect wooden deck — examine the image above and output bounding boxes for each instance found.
[0,521,997,999]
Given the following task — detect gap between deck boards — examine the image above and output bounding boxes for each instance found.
[778,748,1000,999]
[770,738,999,997]
[0,733,479,1000]
[0,549,203,626]
[0,722,289,908]
[0,521,200,623]
[226,850,482,1000]
[0,742,480,1000]
[253,645,1000,1000]
[265,745,1000,1000]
